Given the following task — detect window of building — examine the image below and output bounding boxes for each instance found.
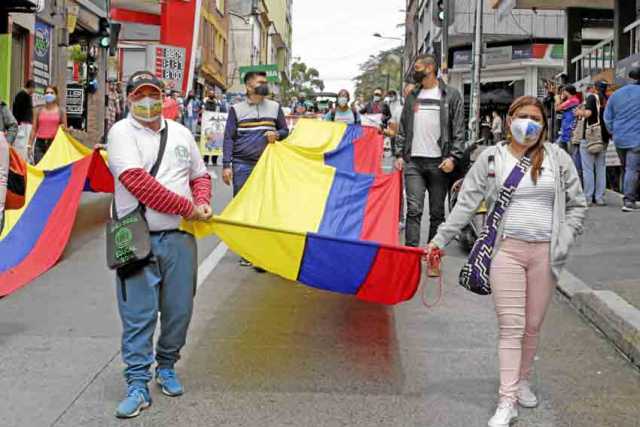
[216,0,224,14]
[215,33,225,63]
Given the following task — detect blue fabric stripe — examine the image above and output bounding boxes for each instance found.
[298,233,379,294]
[317,169,374,240]
[324,125,362,172]
[0,165,73,271]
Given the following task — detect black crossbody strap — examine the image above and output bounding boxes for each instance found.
[111,121,169,220]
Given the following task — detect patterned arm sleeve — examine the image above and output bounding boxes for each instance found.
[119,168,194,218]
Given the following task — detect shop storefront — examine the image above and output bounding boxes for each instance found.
[449,43,564,118]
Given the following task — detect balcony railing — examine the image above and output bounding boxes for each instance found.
[571,36,615,82]
[624,17,640,56]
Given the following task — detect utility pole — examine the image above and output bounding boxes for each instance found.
[441,0,449,83]
[469,0,484,143]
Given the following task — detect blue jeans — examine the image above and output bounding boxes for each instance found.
[580,140,606,203]
[116,231,197,387]
[617,147,640,204]
[232,161,255,196]
[184,116,197,135]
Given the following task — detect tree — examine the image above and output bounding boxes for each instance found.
[353,46,404,99]
[287,62,325,101]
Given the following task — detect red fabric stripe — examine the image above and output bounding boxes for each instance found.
[0,157,93,296]
[119,169,193,217]
[190,174,212,206]
[356,245,423,305]
[353,127,383,174]
[360,171,402,246]
[86,150,114,192]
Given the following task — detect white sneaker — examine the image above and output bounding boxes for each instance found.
[517,380,539,408]
[488,400,518,427]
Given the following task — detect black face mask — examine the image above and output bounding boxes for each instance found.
[413,70,427,83]
[255,84,270,96]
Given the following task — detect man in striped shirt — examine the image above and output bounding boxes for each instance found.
[222,71,289,196]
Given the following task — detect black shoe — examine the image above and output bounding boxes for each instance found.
[253,266,266,273]
[622,202,639,212]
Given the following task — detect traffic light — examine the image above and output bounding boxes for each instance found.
[98,18,110,49]
[433,0,455,27]
[109,23,122,56]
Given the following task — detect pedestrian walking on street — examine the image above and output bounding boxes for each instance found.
[576,81,610,206]
[29,85,66,165]
[12,79,35,160]
[491,110,503,143]
[604,66,640,212]
[0,97,18,146]
[427,96,587,427]
[360,87,391,121]
[394,53,466,246]
[324,89,360,125]
[184,90,201,135]
[222,70,289,268]
[162,90,180,122]
[106,71,213,419]
[555,85,582,175]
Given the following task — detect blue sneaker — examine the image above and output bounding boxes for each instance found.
[156,368,184,397]
[115,385,151,419]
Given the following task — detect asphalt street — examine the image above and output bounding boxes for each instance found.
[1,168,639,427]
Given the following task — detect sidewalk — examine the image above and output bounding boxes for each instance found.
[558,190,640,368]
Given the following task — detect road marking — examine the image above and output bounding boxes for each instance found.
[197,241,229,289]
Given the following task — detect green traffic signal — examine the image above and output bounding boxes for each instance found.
[99,36,110,48]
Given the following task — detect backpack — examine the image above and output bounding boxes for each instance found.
[6,146,27,210]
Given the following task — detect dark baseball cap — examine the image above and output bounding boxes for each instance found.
[126,71,164,95]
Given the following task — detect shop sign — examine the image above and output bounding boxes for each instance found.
[146,44,187,91]
[239,64,280,84]
[453,50,472,67]
[32,19,52,106]
[66,84,85,117]
[484,46,513,66]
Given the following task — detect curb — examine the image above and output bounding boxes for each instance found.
[557,270,640,368]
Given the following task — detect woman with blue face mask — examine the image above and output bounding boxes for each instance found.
[29,85,67,165]
[324,89,360,125]
[426,96,587,427]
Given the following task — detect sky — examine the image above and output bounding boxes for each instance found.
[291,0,406,96]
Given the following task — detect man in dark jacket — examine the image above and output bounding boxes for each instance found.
[395,53,465,246]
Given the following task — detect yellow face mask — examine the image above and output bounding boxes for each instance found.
[131,97,163,122]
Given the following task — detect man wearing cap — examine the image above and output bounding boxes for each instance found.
[107,71,213,418]
[604,67,640,212]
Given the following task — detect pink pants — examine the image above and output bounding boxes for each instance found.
[489,238,556,403]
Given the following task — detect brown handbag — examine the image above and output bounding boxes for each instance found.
[585,95,605,154]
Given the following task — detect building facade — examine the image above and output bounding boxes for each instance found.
[227,0,292,98]
[407,0,568,114]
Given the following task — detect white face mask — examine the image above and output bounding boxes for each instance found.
[337,97,348,107]
[131,96,163,123]
[510,118,543,147]
[44,93,56,103]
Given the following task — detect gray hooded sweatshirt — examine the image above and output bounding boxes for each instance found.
[431,142,588,280]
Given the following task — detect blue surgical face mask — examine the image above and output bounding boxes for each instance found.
[337,97,348,107]
[44,93,56,103]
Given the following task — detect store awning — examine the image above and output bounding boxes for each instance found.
[0,0,40,13]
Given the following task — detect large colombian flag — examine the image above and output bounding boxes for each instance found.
[0,129,113,297]
[185,119,424,305]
